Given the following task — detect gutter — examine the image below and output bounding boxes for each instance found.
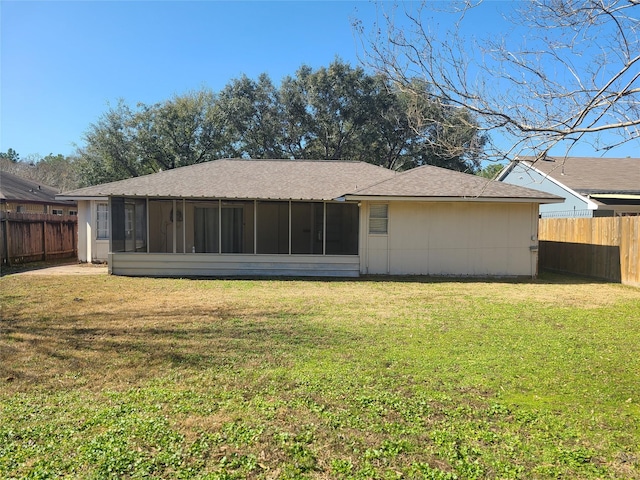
[344,195,564,204]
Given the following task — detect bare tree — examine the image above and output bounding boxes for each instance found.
[356,0,640,164]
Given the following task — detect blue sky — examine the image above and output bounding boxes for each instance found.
[2,1,637,160]
[2,1,374,158]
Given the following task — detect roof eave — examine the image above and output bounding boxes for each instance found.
[56,194,345,202]
[3,198,76,205]
[344,195,564,204]
[56,195,108,201]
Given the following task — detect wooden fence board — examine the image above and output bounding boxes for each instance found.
[539,217,639,286]
[1,212,77,266]
[621,217,640,286]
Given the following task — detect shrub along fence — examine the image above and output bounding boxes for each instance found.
[1,212,78,266]
[538,216,639,286]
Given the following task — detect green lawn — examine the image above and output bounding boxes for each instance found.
[1,273,639,479]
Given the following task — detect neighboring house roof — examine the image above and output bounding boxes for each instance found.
[346,164,562,202]
[0,171,75,206]
[59,158,562,203]
[512,156,640,195]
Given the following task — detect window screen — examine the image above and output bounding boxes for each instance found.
[326,203,359,255]
[369,204,388,234]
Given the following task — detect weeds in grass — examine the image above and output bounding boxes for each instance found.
[1,273,639,478]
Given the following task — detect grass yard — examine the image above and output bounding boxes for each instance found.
[1,272,639,479]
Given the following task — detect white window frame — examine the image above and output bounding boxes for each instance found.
[369,204,389,235]
[96,203,110,240]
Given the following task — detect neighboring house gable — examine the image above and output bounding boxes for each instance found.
[0,171,77,215]
[497,156,640,217]
[59,158,562,277]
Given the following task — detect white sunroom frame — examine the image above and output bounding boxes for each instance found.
[105,196,362,277]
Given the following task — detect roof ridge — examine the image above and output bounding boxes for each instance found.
[349,167,399,194]
[219,157,372,165]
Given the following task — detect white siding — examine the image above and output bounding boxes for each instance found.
[77,200,109,263]
[109,253,360,277]
[361,201,539,277]
[77,200,91,263]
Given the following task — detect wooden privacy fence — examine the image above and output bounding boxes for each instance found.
[538,217,639,286]
[1,212,78,266]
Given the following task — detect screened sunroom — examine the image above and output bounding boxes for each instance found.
[106,196,361,277]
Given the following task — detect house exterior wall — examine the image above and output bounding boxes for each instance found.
[77,200,90,262]
[80,198,540,277]
[500,163,596,217]
[77,200,109,263]
[1,200,77,215]
[360,201,540,277]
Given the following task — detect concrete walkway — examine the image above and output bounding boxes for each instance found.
[5,263,108,276]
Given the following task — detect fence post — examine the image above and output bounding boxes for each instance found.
[43,217,48,261]
[73,218,77,258]
[4,216,12,267]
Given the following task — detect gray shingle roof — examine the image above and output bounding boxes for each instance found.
[516,156,640,194]
[59,158,562,203]
[348,164,563,201]
[60,159,397,201]
[1,171,74,205]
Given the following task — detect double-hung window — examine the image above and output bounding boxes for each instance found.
[96,203,109,240]
[369,204,388,235]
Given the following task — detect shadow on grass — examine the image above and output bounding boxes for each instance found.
[1,303,359,389]
[174,271,613,286]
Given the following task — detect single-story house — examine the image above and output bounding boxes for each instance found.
[1,171,77,215]
[497,156,640,218]
[58,159,562,277]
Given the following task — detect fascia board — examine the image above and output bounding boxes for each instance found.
[344,195,564,204]
[495,161,516,181]
[56,195,108,201]
[588,193,640,200]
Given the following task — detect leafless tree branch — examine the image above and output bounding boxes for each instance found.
[356,0,640,161]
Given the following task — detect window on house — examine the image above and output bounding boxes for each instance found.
[96,203,109,240]
[369,204,388,234]
[69,210,77,216]
[16,205,25,213]
[52,209,64,215]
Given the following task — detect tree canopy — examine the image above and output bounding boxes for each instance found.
[0,150,82,191]
[79,60,486,185]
